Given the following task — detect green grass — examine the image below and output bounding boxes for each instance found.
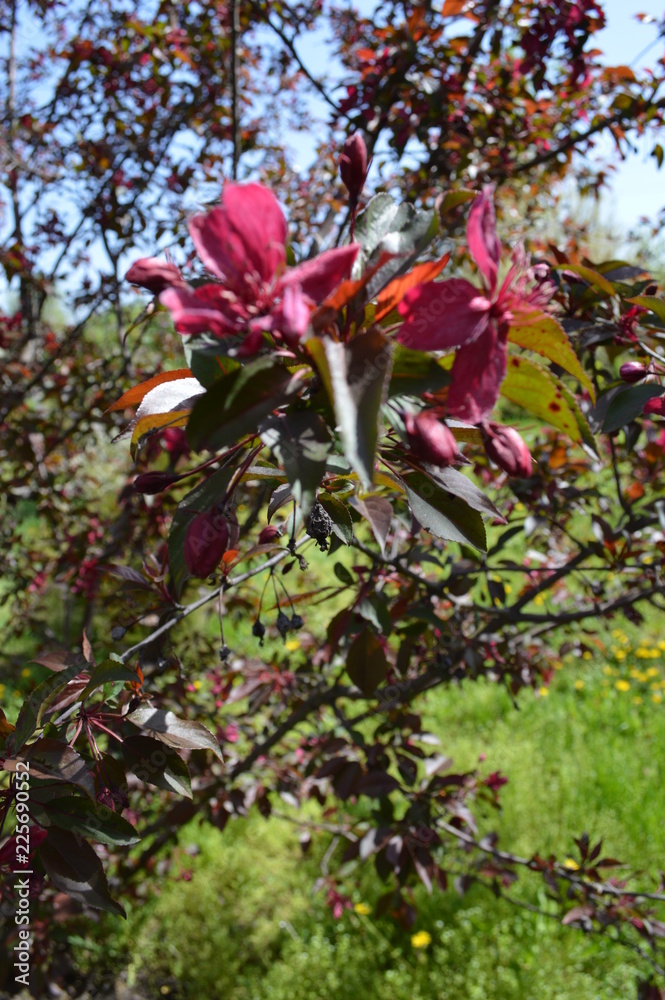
[75,626,665,999]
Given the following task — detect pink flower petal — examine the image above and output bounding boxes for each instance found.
[189,182,287,288]
[275,284,311,342]
[396,278,491,350]
[279,244,359,303]
[160,285,245,337]
[447,321,507,423]
[467,186,501,293]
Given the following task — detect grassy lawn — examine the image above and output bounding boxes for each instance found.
[72,621,665,999]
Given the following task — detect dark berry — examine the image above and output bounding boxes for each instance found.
[252,620,266,646]
[290,614,304,630]
[219,645,231,662]
[276,611,292,638]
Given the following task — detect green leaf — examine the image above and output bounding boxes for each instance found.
[121,734,192,798]
[126,707,223,761]
[346,629,388,696]
[353,194,439,300]
[350,496,393,556]
[501,355,596,452]
[31,797,140,847]
[308,329,393,487]
[601,384,665,433]
[184,341,241,388]
[388,344,451,398]
[80,660,138,700]
[401,471,487,551]
[261,410,331,517]
[508,310,595,400]
[424,466,505,522]
[39,828,125,917]
[354,193,400,258]
[8,660,85,753]
[439,189,477,217]
[334,562,355,586]
[318,492,354,544]
[559,263,616,297]
[626,295,665,324]
[168,465,234,598]
[186,356,298,451]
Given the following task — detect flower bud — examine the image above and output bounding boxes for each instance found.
[620,362,648,383]
[184,510,230,578]
[258,525,282,545]
[482,423,532,478]
[404,412,460,467]
[126,257,185,295]
[643,396,665,417]
[339,133,368,206]
[133,471,180,494]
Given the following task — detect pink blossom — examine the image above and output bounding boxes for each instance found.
[160,183,359,353]
[396,187,554,424]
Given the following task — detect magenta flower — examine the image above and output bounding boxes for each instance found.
[396,186,553,424]
[158,182,359,353]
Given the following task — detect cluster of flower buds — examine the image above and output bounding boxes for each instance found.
[482,423,532,478]
[404,412,462,467]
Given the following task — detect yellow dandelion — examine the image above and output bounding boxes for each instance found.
[636,647,650,659]
[534,594,545,606]
[539,687,549,697]
[611,629,623,639]
[553,660,563,671]
[411,931,432,949]
[285,639,301,652]
[633,696,643,705]
[192,679,202,691]
[354,902,371,916]
[582,651,592,660]
[603,665,614,676]
[615,680,631,692]
[652,693,663,704]
[647,667,660,678]
[615,651,627,661]
[514,502,525,512]
[574,680,584,691]
[658,641,665,651]
[649,649,661,658]
[21,668,31,678]
[505,584,513,595]
[563,858,579,871]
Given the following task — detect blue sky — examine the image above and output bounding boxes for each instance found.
[569,0,665,228]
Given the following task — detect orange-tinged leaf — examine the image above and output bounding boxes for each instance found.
[501,355,596,452]
[107,368,193,412]
[375,253,450,321]
[0,708,15,737]
[222,549,239,566]
[442,0,470,15]
[508,309,595,401]
[130,410,190,458]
